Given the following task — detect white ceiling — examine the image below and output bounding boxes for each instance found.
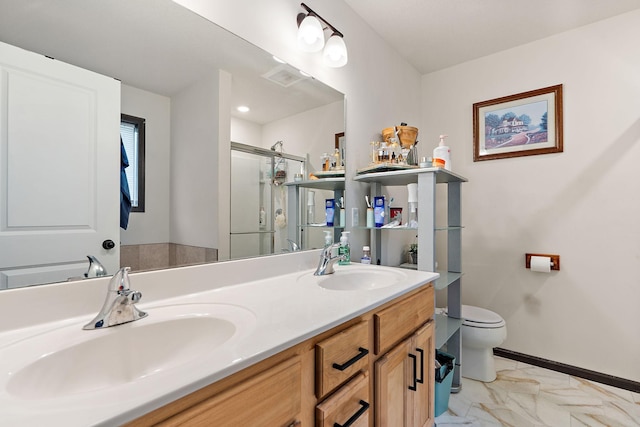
[0,0,343,125]
[344,0,640,74]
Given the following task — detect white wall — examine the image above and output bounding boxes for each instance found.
[230,117,262,147]
[170,72,225,249]
[422,10,640,382]
[263,100,345,249]
[262,100,344,170]
[120,84,171,245]
[174,0,423,261]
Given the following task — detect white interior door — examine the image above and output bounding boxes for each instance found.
[0,41,120,288]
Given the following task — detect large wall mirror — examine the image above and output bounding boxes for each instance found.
[0,0,345,289]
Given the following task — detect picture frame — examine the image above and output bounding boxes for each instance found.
[335,131,345,165]
[473,84,563,161]
[334,132,345,151]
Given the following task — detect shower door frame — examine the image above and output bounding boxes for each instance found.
[230,142,305,259]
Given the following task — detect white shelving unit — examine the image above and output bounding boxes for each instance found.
[354,167,467,391]
[285,178,345,250]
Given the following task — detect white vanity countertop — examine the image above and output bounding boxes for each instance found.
[0,251,438,426]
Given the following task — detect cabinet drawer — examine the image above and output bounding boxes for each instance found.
[316,320,369,399]
[158,357,301,427]
[316,372,370,427]
[374,284,434,355]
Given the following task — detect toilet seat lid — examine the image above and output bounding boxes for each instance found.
[446,305,505,328]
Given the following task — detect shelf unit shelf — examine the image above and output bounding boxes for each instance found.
[285,178,346,249]
[435,314,464,350]
[354,167,467,392]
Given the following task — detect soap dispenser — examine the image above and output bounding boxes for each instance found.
[338,231,350,265]
[432,134,451,170]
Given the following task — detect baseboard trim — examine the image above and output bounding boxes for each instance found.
[494,348,640,393]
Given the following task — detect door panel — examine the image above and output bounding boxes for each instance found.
[0,41,120,288]
[375,338,409,426]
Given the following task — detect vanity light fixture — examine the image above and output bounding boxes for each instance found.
[296,3,348,68]
[323,33,348,68]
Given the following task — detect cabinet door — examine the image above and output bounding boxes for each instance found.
[407,322,435,427]
[375,337,410,426]
[375,321,434,427]
[158,357,302,427]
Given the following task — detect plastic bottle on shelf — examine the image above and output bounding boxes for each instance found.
[338,231,350,265]
[361,246,371,264]
[323,230,333,248]
[432,134,451,170]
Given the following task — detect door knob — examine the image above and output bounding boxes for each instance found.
[102,239,116,250]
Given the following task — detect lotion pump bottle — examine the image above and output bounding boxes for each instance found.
[432,134,451,171]
[338,231,350,265]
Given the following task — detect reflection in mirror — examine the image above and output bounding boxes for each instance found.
[0,0,344,290]
[230,142,305,259]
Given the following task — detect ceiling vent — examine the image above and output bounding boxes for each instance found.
[262,64,305,87]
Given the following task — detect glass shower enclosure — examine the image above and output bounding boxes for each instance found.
[230,142,305,259]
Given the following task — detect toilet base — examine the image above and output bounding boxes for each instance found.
[461,346,497,382]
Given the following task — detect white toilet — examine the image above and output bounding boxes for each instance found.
[446,305,507,382]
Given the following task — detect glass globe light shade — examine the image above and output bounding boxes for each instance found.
[297,15,325,52]
[323,34,348,67]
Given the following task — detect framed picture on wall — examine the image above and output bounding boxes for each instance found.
[335,132,345,165]
[473,84,563,161]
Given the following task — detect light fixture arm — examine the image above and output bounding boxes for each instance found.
[298,3,344,38]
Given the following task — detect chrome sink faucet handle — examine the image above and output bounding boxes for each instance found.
[83,266,148,330]
[314,243,346,276]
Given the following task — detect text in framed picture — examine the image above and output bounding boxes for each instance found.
[473,84,563,161]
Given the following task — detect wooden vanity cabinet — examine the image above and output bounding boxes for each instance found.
[125,283,434,427]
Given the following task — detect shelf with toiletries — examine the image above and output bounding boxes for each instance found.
[354,167,466,392]
[285,178,346,250]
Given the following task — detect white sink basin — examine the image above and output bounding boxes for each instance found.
[300,265,408,291]
[3,303,255,399]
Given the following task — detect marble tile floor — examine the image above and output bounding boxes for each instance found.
[435,356,640,427]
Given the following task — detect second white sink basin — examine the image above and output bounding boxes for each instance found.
[300,265,408,291]
[3,303,255,399]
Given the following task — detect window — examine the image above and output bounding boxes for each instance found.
[120,114,145,212]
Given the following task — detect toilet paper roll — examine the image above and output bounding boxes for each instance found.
[530,256,551,273]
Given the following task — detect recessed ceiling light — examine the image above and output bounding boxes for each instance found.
[237,106,250,113]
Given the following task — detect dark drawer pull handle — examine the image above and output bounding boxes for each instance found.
[334,400,370,427]
[332,347,369,371]
[416,347,424,384]
[408,353,417,391]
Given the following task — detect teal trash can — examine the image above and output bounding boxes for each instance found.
[434,350,455,417]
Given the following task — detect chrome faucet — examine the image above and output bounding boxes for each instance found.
[84,255,107,278]
[314,243,346,276]
[83,267,147,330]
[287,239,300,252]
